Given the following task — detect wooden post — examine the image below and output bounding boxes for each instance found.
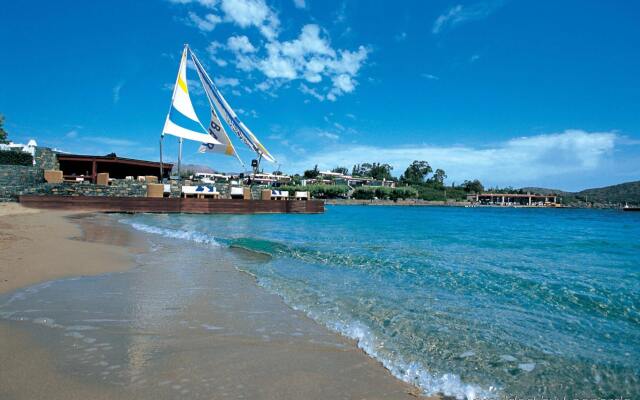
[91,160,97,183]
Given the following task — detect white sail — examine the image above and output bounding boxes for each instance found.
[190,49,276,163]
[173,47,199,122]
[192,63,243,164]
[162,45,221,146]
[198,110,241,158]
[163,118,221,145]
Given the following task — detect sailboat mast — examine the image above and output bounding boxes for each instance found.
[177,137,183,179]
[159,138,164,180]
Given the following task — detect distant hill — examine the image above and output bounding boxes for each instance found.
[521,181,640,206]
[170,163,216,174]
[575,181,640,205]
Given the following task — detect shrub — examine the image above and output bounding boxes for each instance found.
[352,187,375,200]
[0,150,33,166]
[390,187,417,200]
[279,184,349,199]
[374,186,392,199]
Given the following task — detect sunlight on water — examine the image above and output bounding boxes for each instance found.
[117,207,639,398]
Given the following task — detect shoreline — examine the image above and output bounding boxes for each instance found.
[0,204,140,294]
[325,199,629,209]
[0,205,428,399]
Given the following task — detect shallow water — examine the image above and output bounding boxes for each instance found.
[114,206,640,399]
[1,220,415,399]
[1,207,638,399]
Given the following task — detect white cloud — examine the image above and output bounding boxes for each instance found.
[171,1,369,101]
[169,0,219,8]
[318,131,339,140]
[215,76,240,87]
[299,83,325,101]
[112,81,124,104]
[65,130,78,139]
[432,1,504,34]
[395,31,407,42]
[207,41,228,66]
[293,0,306,9]
[181,0,278,38]
[187,11,221,31]
[421,73,439,80]
[285,130,619,189]
[241,25,368,100]
[227,35,257,53]
[220,0,280,39]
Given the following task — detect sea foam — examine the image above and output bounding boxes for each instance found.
[121,221,219,246]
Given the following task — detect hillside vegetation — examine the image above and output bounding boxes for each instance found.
[524,181,640,206]
[574,181,640,205]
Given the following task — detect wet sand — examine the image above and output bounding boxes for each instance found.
[0,204,137,294]
[0,205,426,399]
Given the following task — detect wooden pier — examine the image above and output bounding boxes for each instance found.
[19,195,324,214]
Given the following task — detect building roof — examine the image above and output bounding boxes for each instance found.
[57,153,172,169]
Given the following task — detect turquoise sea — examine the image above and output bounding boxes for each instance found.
[116,206,640,399]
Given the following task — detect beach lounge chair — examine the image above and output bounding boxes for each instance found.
[230,186,245,199]
[182,185,219,199]
[295,191,309,200]
[270,190,289,200]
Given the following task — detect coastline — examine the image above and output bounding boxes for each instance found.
[324,199,627,209]
[0,205,427,399]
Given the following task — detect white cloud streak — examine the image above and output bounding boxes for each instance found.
[187,11,221,31]
[432,1,504,34]
[112,81,125,104]
[283,130,619,189]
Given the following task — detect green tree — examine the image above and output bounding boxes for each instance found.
[303,164,319,179]
[0,114,9,144]
[369,163,393,180]
[463,179,484,193]
[432,168,447,186]
[401,160,432,184]
[352,163,372,177]
[331,166,349,175]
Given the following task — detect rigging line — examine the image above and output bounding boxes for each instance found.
[191,52,245,167]
[189,49,260,153]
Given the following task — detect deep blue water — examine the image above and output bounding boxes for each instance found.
[121,206,640,399]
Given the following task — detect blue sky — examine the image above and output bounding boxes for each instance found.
[1,0,639,191]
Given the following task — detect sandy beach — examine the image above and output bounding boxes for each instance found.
[0,204,424,399]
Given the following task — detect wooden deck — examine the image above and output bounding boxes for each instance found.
[19,195,324,214]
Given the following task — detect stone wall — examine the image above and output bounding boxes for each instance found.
[34,147,59,170]
[1,161,247,201]
[0,165,45,201]
[26,180,149,197]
